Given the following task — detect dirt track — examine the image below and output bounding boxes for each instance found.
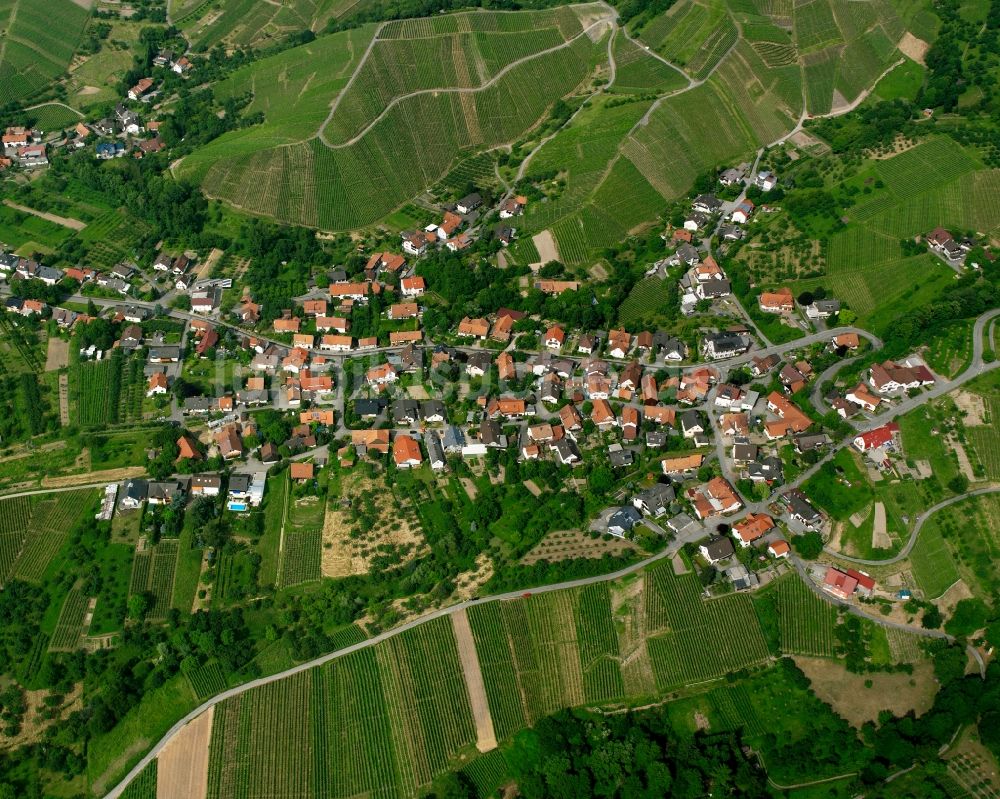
[451,609,497,752]
[3,200,86,231]
[156,706,213,799]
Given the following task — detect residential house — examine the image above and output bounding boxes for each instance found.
[692,194,723,214]
[366,363,398,386]
[621,405,639,441]
[120,478,148,509]
[289,462,315,482]
[457,317,490,339]
[392,399,421,424]
[146,372,169,396]
[680,410,704,438]
[190,474,222,496]
[661,453,702,476]
[853,421,900,453]
[833,332,860,350]
[497,351,516,381]
[869,360,935,394]
[535,280,580,295]
[400,276,425,297]
[732,513,774,547]
[607,328,631,359]
[823,567,859,600]
[768,540,790,558]
[731,199,755,224]
[401,230,433,256]
[765,392,812,439]
[806,299,841,319]
[480,419,506,449]
[499,195,526,218]
[846,383,881,412]
[699,536,735,564]
[758,287,794,314]
[128,77,154,100]
[214,425,243,460]
[544,325,566,350]
[456,193,482,214]
[421,400,447,424]
[608,506,643,537]
[703,332,749,359]
[592,399,617,429]
[426,433,446,470]
[147,480,185,506]
[633,483,675,517]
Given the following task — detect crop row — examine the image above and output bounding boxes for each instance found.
[0,495,32,534]
[277,528,322,589]
[773,574,837,656]
[50,587,90,652]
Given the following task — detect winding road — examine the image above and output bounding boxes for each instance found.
[825,485,1000,566]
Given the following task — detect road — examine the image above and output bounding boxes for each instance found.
[825,485,1000,566]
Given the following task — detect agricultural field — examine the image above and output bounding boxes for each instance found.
[204,616,476,799]
[70,351,146,428]
[186,660,228,700]
[180,6,610,230]
[180,0,357,52]
[120,759,157,799]
[766,573,838,656]
[0,0,91,106]
[49,585,92,652]
[129,539,180,621]
[610,33,689,94]
[643,565,770,689]
[634,0,738,80]
[5,489,94,583]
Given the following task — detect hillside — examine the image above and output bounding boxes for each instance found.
[105,566,930,798]
[180,0,930,240]
[0,0,92,106]
[172,0,354,52]
[179,4,614,229]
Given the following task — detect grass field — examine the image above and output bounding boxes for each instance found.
[0,0,91,106]
[908,493,1000,601]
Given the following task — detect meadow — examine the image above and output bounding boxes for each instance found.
[908,493,1000,601]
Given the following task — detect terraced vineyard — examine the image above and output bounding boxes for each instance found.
[182,5,610,229]
[0,0,91,106]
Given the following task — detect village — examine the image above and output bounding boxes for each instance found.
[0,162,957,609]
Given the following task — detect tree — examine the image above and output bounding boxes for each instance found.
[587,465,614,496]
[128,592,152,620]
[921,605,943,629]
[792,532,823,559]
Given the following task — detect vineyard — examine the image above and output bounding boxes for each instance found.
[205,616,475,799]
[0,0,91,106]
[610,34,688,94]
[70,350,146,428]
[769,573,838,656]
[49,586,91,652]
[277,528,322,588]
[186,660,228,700]
[120,759,157,799]
[129,539,179,621]
[183,6,608,229]
[7,490,94,583]
[644,565,771,689]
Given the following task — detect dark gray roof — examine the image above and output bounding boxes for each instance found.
[442,425,465,450]
[354,398,386,417]
[609,506,642,531]
[426,434,445,464]
[701,535,734,561]
[228,473,252,492]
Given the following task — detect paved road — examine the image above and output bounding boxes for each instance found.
[825,485,1000,566]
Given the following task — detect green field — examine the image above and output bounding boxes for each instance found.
[70,351,146,428]
[49,585,91,652]
[120,759,157,799]
[0,0,91,106]
[909,517,961,599]
[908,493,1000,600]
[768,573,838,656]
[181,0,358,52]
[129,539,180,621]
[618,276,676,326]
